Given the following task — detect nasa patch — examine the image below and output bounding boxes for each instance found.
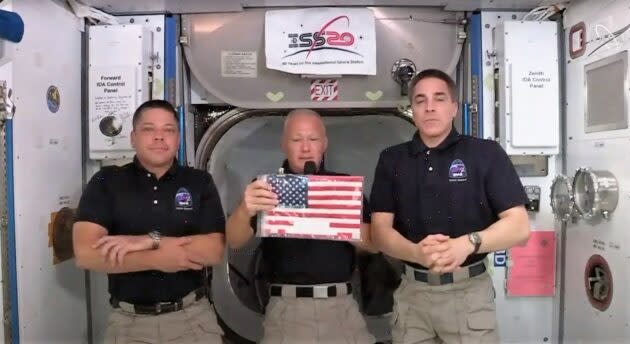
[448,159,467,182]
[174,187,193,210]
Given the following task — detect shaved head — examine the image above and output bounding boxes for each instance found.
[281,109,328,173]
[283,109,326,137]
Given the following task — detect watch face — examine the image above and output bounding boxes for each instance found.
[470,233,480,244]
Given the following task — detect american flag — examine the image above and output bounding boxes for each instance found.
[259,174,364,241]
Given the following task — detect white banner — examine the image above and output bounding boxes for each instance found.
[265,8,376,75]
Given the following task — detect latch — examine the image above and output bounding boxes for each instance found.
[584,254,613,311]
[391,58,417,96]
[524,185,541,212]
[588,266,609,301]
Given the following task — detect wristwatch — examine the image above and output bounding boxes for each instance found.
[468,232,482,254]
[148,230,161,250]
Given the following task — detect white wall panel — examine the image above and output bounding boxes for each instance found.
[11,0,86,342]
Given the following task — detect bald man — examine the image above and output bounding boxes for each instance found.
[226,109,376,343]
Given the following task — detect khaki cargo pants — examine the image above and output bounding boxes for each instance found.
[391,271,499,344]
[261,284,375,344]
[104,298,224,343]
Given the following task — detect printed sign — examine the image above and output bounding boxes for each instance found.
[221,51,258,78]
[310,79,338,101]
[506,230,556,296]
[88,66,136,154]
[265,8,376,75]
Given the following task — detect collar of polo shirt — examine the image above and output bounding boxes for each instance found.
[409,127,461,155]
[281,159,327,175]
[132,155,179,178]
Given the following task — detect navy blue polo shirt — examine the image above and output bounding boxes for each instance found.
[252,160,370,285]
[370,129,528,267]
[76,157,225,304]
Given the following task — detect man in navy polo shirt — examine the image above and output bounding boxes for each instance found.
[73,100,225,343]
[370,69,530,343]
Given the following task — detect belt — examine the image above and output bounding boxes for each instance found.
[110,288,206,315]
[270,282,352,299]
[405,260,486,286]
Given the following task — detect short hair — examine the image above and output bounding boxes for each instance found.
[408,69,457,103]
[132,99,179,128]
[283,108,326,135]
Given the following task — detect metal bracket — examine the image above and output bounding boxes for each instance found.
[457,26,467,43]
[0,81,15,123]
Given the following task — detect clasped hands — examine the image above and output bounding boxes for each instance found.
[412,234,475,274]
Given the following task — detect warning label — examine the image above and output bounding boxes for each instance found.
[221,51,258,78]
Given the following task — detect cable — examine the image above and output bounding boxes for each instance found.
[587,22,630,57]
[523,3,567,21]
[523,6,548,20]
[375,16,463,25]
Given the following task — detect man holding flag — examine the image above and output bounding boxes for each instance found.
[225,108,376,343]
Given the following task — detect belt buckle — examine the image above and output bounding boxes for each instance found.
[312,286,328,299]
[155,302,175,314]
[427,273,442,286]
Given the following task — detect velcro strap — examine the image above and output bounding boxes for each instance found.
[270,282,352,298]
[405,261,486,286]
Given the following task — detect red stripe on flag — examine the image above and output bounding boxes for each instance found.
[267,220,293,226]
[337,233,353,239]
[308,195,360,201]
[330,222,361,229]
[309,186,358,192]
[308,176,364,182]
[308,204,362,210]
[268,211,361,220]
